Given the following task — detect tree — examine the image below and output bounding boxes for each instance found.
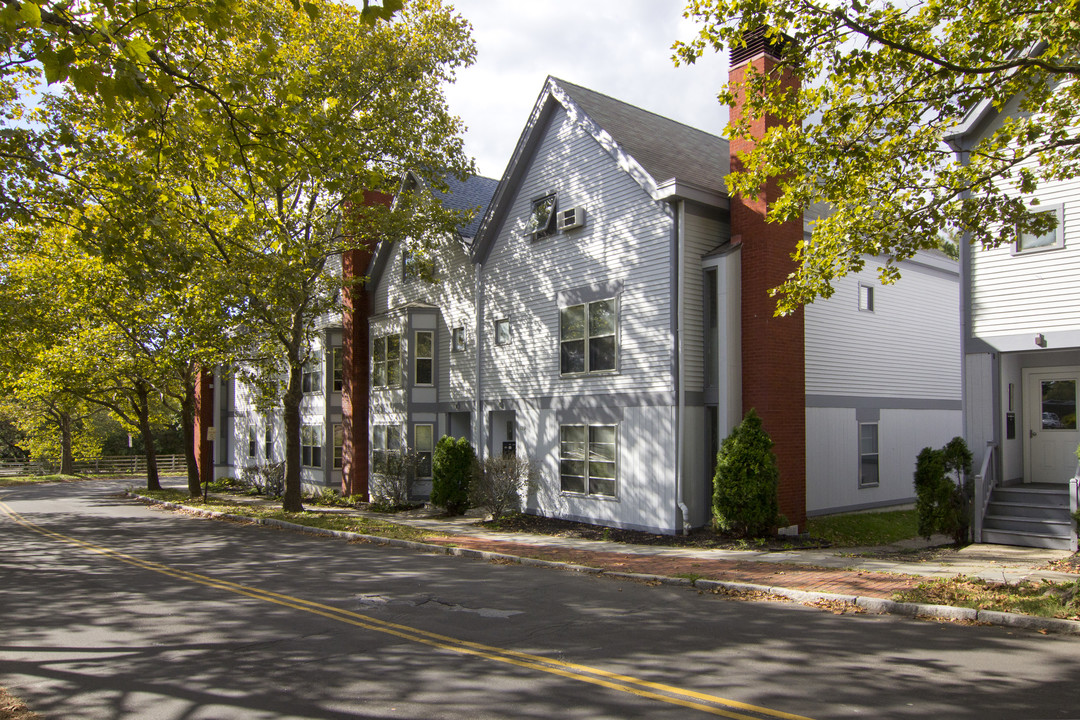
[677,1,1080,313]
[914,436,973,545]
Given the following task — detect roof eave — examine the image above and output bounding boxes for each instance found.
[655,178,729,210]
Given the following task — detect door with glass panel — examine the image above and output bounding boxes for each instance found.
[1023,367,1080,484]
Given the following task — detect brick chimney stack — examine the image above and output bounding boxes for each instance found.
[341,190,392,499]
[728,27,806,530]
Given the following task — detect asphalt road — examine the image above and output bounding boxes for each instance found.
[2,479,1080,720]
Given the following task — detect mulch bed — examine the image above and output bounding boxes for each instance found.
[476,513,831,551]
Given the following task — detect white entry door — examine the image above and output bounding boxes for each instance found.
[1023,367,1080,484]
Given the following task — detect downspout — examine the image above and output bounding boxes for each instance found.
[675,201,690,535]
[475,261,485,458]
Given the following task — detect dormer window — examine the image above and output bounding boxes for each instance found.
[528,193,557,239]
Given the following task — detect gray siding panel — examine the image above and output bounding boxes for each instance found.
[682,209,729,393]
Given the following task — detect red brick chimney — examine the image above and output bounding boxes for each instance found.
[193,369,214,485]
[341,190,392,499]
[728,28,806,530]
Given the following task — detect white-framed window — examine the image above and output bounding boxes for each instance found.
[414,330,434,386]
[332,347,343,392]
[414,424,434,479]
[264,426,273,461]
[372,334,401,388]
[858,284,874,313]
[1015,204,1065,253]
[560,298,617,375]
[528,193,557,239]
[247,426,257,458]
[859,423,879,488]
[301,424,323,468]
[301,350,323,394]
[452,327,465,352]
[402,248,435,281]
[332,423,344,470]
[372,424,402,474]
[559,424,617,497]
[494,318,510,346]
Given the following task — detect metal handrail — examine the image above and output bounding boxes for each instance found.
[973,442,998,544]
[1070,463,1079,552]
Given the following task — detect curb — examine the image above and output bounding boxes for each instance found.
[131,493,1080,636]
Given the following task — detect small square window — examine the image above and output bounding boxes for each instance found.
[528,194,557,239]
[452,327,465,352]
[1016,205,1064,253]
[858,284,874,313]
[495,318,510,346]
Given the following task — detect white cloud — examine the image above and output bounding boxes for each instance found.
[442,0,730,178]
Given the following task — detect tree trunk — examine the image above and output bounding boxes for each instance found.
[134,382,161,491]
[179,376,201,496]
[281,357,304,512]
[59,411,74,476]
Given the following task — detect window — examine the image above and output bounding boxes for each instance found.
[332,347,343,392]
[403,248,435,281]
[247,426,256,459]
[528,193,557,239]
[302,351,323,394]
[859,423,879,488]
[372,334,401,388]
[372,424,401,474]
[858,284,874,312]
[415,331,434,385]
[452,327,465,352]
[560,299,616,374]
[301,424,323,468]
[494,318,510,346]
[264,426,273,461]
[332,423,344,469]
[560,424,617,497]
[1016,205,1064,253]
[414,424,434,478]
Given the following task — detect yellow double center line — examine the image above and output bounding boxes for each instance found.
[0,498,815,720]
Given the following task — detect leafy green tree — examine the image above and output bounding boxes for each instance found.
[677,0,1080,313]
[713,409,781,537]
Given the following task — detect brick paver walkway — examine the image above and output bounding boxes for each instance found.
[425,536,921,599]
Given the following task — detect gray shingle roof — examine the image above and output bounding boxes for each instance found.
[433,174,499,240]
[554,78,728,195]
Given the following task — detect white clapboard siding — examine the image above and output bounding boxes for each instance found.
[970,176,1080,336]
[369,236,477,403]
[482,106,675,402]
[682,209,730,393]
[805,259,961,400]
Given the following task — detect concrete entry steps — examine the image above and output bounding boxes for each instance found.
[983,484,1075,550]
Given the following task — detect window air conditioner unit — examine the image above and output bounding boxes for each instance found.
[557,207,585,231]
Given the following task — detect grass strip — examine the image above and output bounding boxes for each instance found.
[135,488,432,543]
[895,576,1080,620]
[808,509,918,547]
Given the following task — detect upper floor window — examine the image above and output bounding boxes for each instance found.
[528,193,557,239]
[858,284,874,313]
[415,331,434,385]
[301,351,323,394]
[1016,205,1065,253]
[372,334,401,388]
[403,248,435,282]
[494,318,511,346]
[452,327,465,352]
[332,347,343,392]
[560,299,617,375]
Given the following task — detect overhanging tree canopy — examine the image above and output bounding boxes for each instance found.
[677,0,1080,313]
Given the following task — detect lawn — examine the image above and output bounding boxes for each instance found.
[0,474,86,487]
[808,508,920,547]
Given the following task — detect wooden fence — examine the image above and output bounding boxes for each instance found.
[0,454,186,477]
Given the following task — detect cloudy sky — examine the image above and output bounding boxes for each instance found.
[441,0,732,178]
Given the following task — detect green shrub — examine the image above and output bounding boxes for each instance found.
[712,409,780,537]
[431,436,476,515]
[914,436,973,545]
